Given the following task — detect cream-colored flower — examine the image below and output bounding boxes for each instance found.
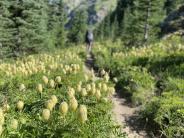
[19,84,26,92]
[95,90,101,100]
[42,76,48,85]
[69,98,78,111]
[17,101,24,111]
[49,79,55,88]
[51,95,58,105]
[42,109,50,121]
[78,105,87,123]
[37,84,43,93]
[81,88,87,97]
[45,100,55,111]
[55,76,61,83]
[10,119,18,130]
[59,102,68,116]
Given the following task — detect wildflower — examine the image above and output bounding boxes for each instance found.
[51,95,58,105]
[69,98,78,111]
[104,73,110,82]
[19,84,26,92]
[10,119,18,130]
[37,84,43,93]
[101,69,106,76]
[17,101,24,111]
[45,100,55,111]
[42,76,48,85]
[86,84,91,91]
[0,109,4,125]
[95,90,101,100]
[42,109,50,121]
[49,79,55,88]
[84,75,88,82]
[59,102,68,116]
[78,105,87,123]
[77,84,82,92]
[81,88,87,97]
[102,83,107,92]
[55,76,61,83]
[113,77,118,83]
[67,87,75,98]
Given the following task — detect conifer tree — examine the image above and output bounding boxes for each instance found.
[68,10,87,44]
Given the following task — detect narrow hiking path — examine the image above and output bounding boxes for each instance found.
[85,53,149,138]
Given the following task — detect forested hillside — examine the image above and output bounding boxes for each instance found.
[0,0,183,138]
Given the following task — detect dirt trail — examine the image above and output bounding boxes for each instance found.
[85,54,149,138]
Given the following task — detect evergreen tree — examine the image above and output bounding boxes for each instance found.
[8,0,49,55]
[164,0,184,15]
[48,0,67,48]
[68,10,87,44]
[0,1,15,57]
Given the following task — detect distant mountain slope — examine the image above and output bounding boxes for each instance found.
[161,5,184,35]
[63,0,117,24]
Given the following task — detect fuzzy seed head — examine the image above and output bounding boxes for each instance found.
[81,88,87,97]
[19,84,26,92]
[51,95,58,105]
[0,125,3,136]
[17,101,24,111]
[95,90,101,100]
[42,109,50,121]
[49,79,55,88]
[55,76,61,83]
[42,76,49,84]
[69,98,78,111]
[45,100,55,111]
[59,102,68,115]
[37,84,43,93]
[102,83,108,92]
[67,87,75,98]
[78,105,87,123]
[10,119,18,130]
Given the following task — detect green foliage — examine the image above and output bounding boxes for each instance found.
[68,10,88,44]
[93,36,184,137]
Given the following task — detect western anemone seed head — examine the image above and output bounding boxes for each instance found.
[81,88,87,97]
[3,104,10,113]
[51,95,58,105]
[55,76,61,83]
[101,69,106,76]
[67,87,75,98]
[42,76,48,85]
[77,84,82,92]
[86,84,91,92]
[0,115,4,125]
[90,87,96,95]
[49,79,55,88]
[10,119,18,130]
[17,100,24,111]
[45,100,55,111]
[37,84,43,93]
[95,90,101,100]
[84,75,88,82]
[69,97,78,111]
[78,105,87,123]
[0,125,3,136]
[113,77,118,83]
[102,83,108,92]
[104,73,110,82]
[98,83,102,89]
[19,84,25,92]
[91,82,96,89]
[42,109,50,121]
[59,102,68,116]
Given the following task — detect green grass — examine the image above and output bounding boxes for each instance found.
[92,35,184,137]
[0,46,125,137]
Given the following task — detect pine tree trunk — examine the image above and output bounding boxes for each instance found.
[144,0,151,42]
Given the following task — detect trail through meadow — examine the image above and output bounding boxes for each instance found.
[85,53,149,138]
